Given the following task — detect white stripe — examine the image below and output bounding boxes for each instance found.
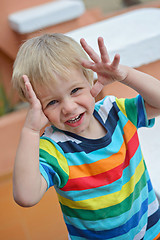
[133,199,159,240]
[148,198,159,217]
[133,223,147,240]
[98,96,115,123]
[43,126,81,144]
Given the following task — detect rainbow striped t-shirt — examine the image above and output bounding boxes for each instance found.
[39,95,160,240]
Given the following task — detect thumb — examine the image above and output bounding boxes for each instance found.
[90,81,104,98]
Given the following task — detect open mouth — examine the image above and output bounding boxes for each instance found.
[67,114,83,123]
[66,113,84,127]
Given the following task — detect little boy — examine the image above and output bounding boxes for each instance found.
[12,33,160,239]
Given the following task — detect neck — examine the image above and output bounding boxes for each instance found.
[79,116,107,139]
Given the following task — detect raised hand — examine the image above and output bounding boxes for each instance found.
[80,37,128,97]
[23,75,49,132]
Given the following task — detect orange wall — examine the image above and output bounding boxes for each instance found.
[0,0,53,59]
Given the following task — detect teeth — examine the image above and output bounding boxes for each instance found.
[68,114,81,123]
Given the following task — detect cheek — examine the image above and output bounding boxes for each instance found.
[84,94,95,111]
[44,109,59,123]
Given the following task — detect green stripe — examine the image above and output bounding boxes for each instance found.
[60,171,147,221]
[125,98,137,126]
[40,149,69,188]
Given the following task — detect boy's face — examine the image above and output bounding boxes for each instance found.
[36,68,96,137]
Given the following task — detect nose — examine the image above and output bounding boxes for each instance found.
[62,97,77,115]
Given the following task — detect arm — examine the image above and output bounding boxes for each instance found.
[80,37,160,119]
[119,67,160,119]
[13,75,49,207]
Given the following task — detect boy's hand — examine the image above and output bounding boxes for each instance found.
[23,75,49,132]
[80,37,128,97]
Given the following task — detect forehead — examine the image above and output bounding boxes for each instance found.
[35,68,89,98]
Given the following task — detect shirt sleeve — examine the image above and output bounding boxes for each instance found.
[115,95,155,128]
[39,137,69,190]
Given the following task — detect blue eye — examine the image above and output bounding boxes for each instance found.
[47,100,57,107]
[71,88,79,94]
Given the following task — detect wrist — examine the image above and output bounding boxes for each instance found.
[118,65,130,83]
[22,125,41,136]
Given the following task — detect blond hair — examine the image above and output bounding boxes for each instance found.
[12,33,93,100]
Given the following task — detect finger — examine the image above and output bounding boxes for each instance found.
[111,54,120,69]
[98,37,110,63]
[22,75,37,102]
[81,58,95,69]
[80,38,100,63]
[81,59,102,74]
[90,81,104,98]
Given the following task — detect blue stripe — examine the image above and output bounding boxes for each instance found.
[57,100,120,154]
[137,95,155,128]
[67,198,148,239]
[63,185,149,231]
[137,95,146,128]
[39,156,64,188]
[65,121,125,166]
[56,144,144,201]
[117,111,129,129]
[57,131,111,154]
[94,97,106,112]
[146,208,160,230]
[142,219,160,240]
[148,188,158,206]
[39,161,57,187]
[39,164,50,188]
[147,178,153,192]
[105,104,120,136]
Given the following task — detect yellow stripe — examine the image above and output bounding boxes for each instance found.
[116,98,127,117]
[58,158,145,210]
[40,139,69,175]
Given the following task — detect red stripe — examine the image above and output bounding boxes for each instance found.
[61,131,139,191]
[61,163,123,191]
[123,131,139,168]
